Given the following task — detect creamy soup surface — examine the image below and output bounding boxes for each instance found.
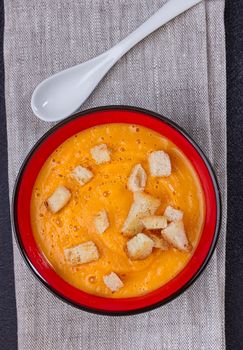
[31,123,205,298]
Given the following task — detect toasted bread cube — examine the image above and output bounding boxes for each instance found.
[126,233,154,260]
[148,150,171,177]
[161,221,190,252]
[133,192,161,213]
[91,144,111,164]
[148,233,169,250]
[94,210,109,234]
[71,165,93,186]
[141,215,167,230]
[103,272,124,292]
[127,164,147,192]
[164,205,183,222]
[47,185,71,213]
[122,192,161,236]
[64,241,99,265]
[121,201,144,236]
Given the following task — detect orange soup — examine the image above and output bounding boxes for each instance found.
[31,123,205,298]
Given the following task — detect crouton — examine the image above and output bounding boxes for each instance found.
[161,221,190,252]
[148,233,169,250]
[103,272,124,292]
[94,210,109,234]
[127,164,147,192]
[122,192,161,236]
[148,150,171,177]
[71,165,93,186]
[91,144,111,164]
[141,215,167,230]
[47,185,71,213]
[64,241,99,265]
[164,205,183,222]
[126,233,154,260]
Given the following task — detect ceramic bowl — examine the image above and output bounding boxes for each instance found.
[12,106,221,315]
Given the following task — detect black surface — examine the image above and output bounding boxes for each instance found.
[0,0,242,348]
[225,0,243,349]
[0,1,18,350]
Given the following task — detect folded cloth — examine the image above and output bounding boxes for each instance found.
[4,0,226,349]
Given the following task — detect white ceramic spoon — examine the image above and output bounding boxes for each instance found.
[31,0,202,122]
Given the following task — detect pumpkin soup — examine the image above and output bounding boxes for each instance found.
[31,123,205,298]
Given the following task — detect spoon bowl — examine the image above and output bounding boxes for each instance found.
[31,51,115,121]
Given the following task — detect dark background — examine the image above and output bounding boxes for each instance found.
[225,0,243,349]
[0,1,242,349]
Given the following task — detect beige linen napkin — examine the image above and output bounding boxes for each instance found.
[4,0,226,349]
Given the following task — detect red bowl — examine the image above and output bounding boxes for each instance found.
[12,106,221,315]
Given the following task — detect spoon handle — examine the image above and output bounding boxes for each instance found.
[109,0,202,61]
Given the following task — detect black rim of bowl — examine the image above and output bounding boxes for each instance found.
[11,105,222,316]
